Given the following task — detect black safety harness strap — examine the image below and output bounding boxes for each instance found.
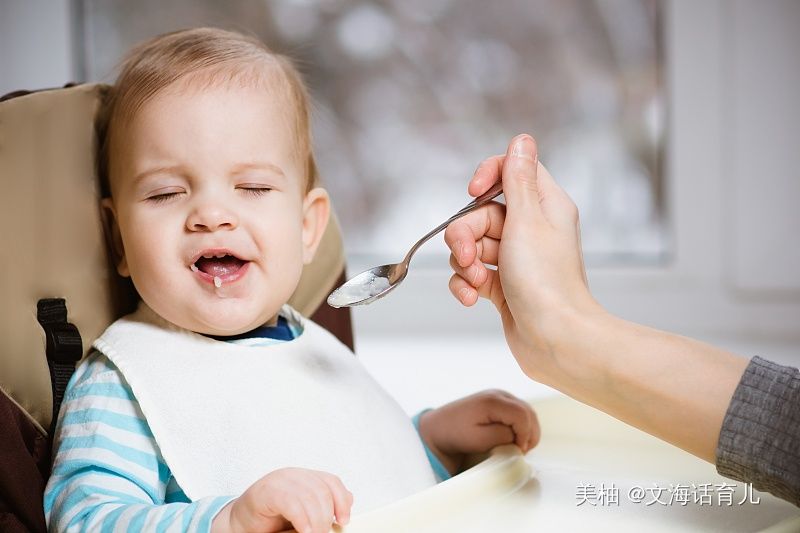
[36,298,82,435]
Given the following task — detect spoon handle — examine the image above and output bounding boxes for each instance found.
[403,180,504,263]
[453,179,505,218]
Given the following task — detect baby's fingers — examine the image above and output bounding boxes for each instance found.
[279,479,334,533]
[512,402,540,452]
[525,407,541,451]
[508,400,537,452]
[471,422,517,451]
[484,393,538,452]
[302,493,334,533]
[501,397,541,452]
[317,472,353,526]
[279,499,315,533]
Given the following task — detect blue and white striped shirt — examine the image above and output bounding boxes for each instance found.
[44,321,448,532]
[45,350,234,532]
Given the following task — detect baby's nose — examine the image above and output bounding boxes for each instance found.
[186,203,239,232]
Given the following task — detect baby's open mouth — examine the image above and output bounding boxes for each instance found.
[192,254,246,277]
[189,250,251,287]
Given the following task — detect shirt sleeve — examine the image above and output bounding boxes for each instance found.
[412,410,452,482]
[44,352,234,532]
[715,356,800,506]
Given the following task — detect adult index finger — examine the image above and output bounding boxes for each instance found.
[469,154,505,198]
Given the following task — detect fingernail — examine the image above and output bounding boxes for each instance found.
[459,287,471,302]
[511,135,535,161]
[456,240,464,260]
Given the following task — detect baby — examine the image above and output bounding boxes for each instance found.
[44,28,540,533]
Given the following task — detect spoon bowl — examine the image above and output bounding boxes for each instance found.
[326,263,407,307]
[327,180,503,308]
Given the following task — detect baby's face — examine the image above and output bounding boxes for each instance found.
[104,81,328,335]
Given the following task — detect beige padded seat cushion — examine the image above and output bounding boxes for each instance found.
[0,84,344,434]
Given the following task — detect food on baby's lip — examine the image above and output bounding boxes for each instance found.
[214,276,222,288]
[327,272,391,308]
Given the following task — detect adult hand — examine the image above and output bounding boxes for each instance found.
[445,134,750,465]
[445,134,603,384]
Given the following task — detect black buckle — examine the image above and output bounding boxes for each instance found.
[45,323,83,363]
[37,298,83,363]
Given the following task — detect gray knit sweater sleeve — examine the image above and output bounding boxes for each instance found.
[715,356,800,506]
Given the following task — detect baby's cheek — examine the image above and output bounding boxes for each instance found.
[125,241,177,290]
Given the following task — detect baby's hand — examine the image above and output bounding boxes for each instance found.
[418,389,540,475]
[211,467,352,533]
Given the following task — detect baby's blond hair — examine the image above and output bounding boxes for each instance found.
[97,27,318,197]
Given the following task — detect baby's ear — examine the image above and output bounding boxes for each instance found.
[301,187,331,264]
[100,198,130,277]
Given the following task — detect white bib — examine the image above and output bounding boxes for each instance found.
[92,303,436,512]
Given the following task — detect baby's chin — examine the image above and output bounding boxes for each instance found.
[193,306,282,336]
[152,298,283,336]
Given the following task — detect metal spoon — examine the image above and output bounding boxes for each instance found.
[327,180,504,308]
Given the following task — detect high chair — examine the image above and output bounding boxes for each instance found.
[1,84,798,533]
[0,83,354,532]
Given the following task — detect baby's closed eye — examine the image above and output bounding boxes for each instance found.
[146,189,185,204]
[236,184,272,197]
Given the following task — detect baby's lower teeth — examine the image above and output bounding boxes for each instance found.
[190,264,199,273]
[213,276,222,288]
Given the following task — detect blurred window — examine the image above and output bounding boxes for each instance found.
[80,0,665,265]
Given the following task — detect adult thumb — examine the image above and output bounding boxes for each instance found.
[501,134,543,221]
